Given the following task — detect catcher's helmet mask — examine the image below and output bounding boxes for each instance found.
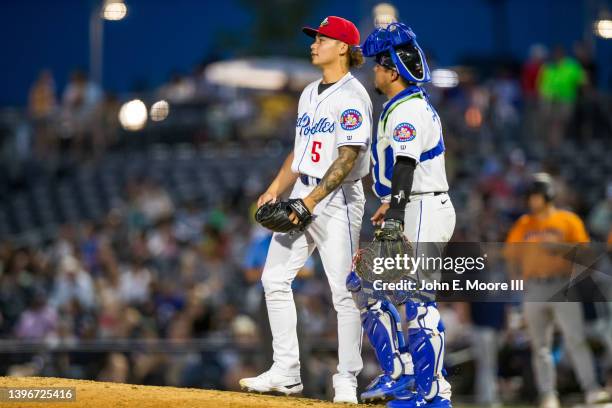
[362,22,431,84]
[375,44,426,82]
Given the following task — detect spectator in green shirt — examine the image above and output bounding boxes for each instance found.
[537,46,586,104]
[536,46,587,147]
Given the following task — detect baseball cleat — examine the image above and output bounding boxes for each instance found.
[333,388,358,404]
[239,370,303,395]
[387,394,451,408]
[586,389,612,405]
[333,374,358,404]
[361,374,415,401]
[539,394,560,408]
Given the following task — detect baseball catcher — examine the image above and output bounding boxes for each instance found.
[347,21,455,408]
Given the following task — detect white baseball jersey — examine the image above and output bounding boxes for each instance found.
[371,86,449,201]
[291,72,372,180]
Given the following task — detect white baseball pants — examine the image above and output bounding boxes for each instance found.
[261,178,364,383]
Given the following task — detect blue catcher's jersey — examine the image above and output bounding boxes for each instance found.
[371,86,449,201]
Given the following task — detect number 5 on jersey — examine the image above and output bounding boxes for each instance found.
[311,141,322,162]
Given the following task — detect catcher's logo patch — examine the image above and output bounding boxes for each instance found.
[393,122,416,142]
[340,109,363,131]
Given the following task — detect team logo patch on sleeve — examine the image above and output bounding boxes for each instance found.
[393,122,416,142]
[340,109,363,131]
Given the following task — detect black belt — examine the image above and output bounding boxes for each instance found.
[299,174,359,186]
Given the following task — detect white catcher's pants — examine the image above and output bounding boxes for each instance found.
[261,178,364,381]
[403,192,455,244]
[403,192,456,400]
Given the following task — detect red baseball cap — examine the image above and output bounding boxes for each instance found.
[302,16,360,46]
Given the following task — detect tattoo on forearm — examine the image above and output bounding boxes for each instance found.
[309,146,359,204]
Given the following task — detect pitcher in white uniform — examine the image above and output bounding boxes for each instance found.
[346,22,455,408]
[239,15,372,404]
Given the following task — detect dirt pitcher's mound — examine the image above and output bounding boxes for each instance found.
[0,376,384,408]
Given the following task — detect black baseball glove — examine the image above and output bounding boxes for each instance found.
[255,199,313,234]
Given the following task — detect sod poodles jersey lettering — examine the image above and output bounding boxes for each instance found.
[291,72,372,181]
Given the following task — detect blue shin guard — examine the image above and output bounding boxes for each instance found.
[360,300,414,401]
[407,307,447,400]
[362,300,405,379]
[346,272,416,401]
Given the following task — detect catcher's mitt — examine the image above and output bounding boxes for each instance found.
[255,199,313,234]
[353,219,417,305]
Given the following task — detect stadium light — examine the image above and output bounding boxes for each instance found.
[150,100,170,122]
[373,3,398,28]
[103,0,127,21]
[431,69,459,88]
[90,0,128,87]
[594,19,612,39]
[119,99,147,131]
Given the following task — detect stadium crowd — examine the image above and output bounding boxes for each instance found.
[1,41,611,403]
